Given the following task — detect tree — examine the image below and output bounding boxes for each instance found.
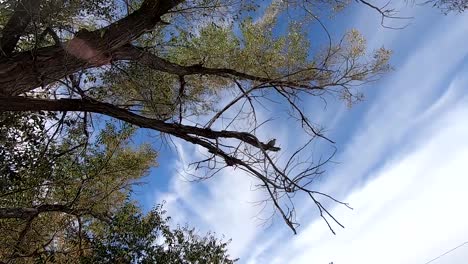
[81,203,235,264]
[428,0,467,13]
[0,0,396,235]
[1,2,464,262]
[0,111,235,263]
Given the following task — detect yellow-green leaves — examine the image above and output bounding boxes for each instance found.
[169,24,240,68]
[371,47,392,73]
[346,29,366,58]
[168,16,312,81]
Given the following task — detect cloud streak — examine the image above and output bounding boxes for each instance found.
[242,8,468,264]
[150,6,468,264]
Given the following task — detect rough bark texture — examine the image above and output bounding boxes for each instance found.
[0,0,42,56]
[0,0,183,96]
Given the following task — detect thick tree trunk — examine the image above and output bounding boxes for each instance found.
[0,0,183,96]
[0,0,42,56]
[0,47,86,96]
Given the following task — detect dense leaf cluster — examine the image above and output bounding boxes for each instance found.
[0,112,234,263]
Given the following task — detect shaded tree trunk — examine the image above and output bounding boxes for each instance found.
[0,0,42,56]
[0,0,183,96]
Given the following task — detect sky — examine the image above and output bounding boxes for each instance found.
[133,2,468,263]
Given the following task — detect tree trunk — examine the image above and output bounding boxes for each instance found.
[0,0,42,56]
[0,0,183,96]
[0,204,69,219]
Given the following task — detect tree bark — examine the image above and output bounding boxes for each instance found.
[0,204,111,225]
[0,0,183,96]
[0,0,42,56]
[0,96,280,151]
[115,45,326,90]
[0,204,70,219]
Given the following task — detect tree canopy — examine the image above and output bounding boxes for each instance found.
[0,111,235,263]
[0,0,465,262]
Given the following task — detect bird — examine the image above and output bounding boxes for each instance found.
[266,139,276,148]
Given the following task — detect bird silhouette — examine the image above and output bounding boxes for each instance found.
[266,139,276,148]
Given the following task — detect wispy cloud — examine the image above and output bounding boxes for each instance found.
[151,5,468,264]
[262,91,468,264]
[155,140,269,258]
[240,8,468,264]
[320,9,468,196]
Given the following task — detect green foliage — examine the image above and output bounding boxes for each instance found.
[162,19,390,106]
[0,112,234,263]
[82,203,235,264]
[0,111,51,182]
[0,0,118,51]
[0,0,401,261]
[102,63,182,120]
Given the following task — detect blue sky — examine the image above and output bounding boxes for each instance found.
[133,2,468,263]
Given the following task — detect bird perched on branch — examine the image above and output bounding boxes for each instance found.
[266,139,276,148]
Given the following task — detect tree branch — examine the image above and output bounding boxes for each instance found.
[0,95,352,234]
[0,0,184,96]
[0,96,280,152]
[0,0,42,56]
[0,204,71,219]
[114,45,327,90]
[0,204,112,224]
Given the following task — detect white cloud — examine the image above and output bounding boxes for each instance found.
[241,10,468,264]
[150,5,468,264]
[155,140,269,258]
[270,94,468,264]
[320,8,468,197]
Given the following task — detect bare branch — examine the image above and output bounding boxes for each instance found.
[356,0,413,29]
[0,96,281,152]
